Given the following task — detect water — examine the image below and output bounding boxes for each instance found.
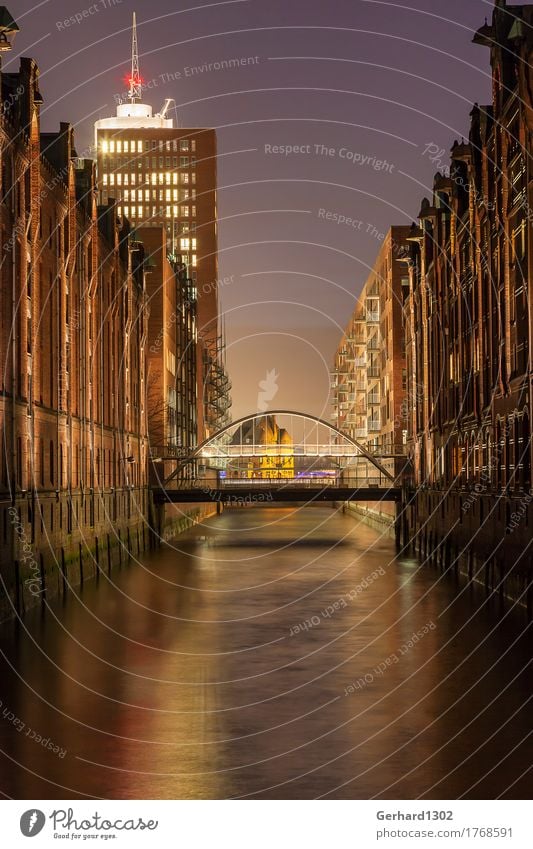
[0,506,530,799]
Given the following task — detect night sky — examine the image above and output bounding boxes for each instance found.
[9,0,494,419]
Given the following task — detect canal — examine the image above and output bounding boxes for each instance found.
[0,506,530,799]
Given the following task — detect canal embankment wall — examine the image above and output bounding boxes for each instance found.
[342,490,532,616]
[0,489,218,622]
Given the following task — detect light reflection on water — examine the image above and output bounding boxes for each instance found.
[0,506,530,799]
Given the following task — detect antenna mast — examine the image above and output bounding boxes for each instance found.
[129,12,141,103]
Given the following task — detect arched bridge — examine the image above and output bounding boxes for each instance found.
[151,411,407,505]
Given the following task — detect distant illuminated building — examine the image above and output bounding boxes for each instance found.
[230,416,295,479]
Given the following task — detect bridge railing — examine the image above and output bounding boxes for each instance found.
[167,474,396,490]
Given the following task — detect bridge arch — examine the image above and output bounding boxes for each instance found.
[169,410,394,483]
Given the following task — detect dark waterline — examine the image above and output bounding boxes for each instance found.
[0,506,531,799]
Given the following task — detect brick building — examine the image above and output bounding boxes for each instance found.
[401,0,533,606]
[0,53,154,618]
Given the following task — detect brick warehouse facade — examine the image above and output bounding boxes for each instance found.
[331,1,533,609]
[0,55,214,621]
[400,1,533,609]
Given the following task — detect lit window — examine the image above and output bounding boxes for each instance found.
[101,139,109,153]
[137,140,143,153]
[123,205,129,217]
[173,189,178,201]
[124,173,129,185]
[124,189,129,200]
[191,173,196,184]
[138,205,143,217]
[145,189,150,201]
[124,140,129,153]
[181,172,189,184]
[130,206,136,218]
[191,238,197,249]
[159,173,164,184]
[173,205,179,217]
[131,173,136,185]
[103,173,108,185]
[166,206,171,217]
[172,173,178,185]
[151,173,157,185]
[117,141,122,153]
[191,206,196,217]
[191,254,197,267]
[109,140,115,153]
[181,206,189,217]
[180,140,189,151]
[165,189,171,202]
[172,140,178,152]
[180,238,190,250]
[117,173,122,185]
[180,156,189,167]
[191,189,196,199]
[109,173,115,185]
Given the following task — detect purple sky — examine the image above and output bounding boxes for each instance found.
[9,0,494,419]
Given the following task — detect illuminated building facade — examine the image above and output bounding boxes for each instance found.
[94,16,230,441]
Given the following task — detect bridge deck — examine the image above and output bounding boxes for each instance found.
[153,486,401,504]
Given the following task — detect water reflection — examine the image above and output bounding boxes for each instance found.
[0,506,530,799]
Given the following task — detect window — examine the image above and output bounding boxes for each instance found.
[181,172,189,184]
[173,173,178,185]
[180,140,189,151]
[172,157,178,167]
[116,141,122,153]
[181,206,189,217]
[124,140,129,152]
[180,156,189,167]
[101,139,109,153]
[109,140,115,153]
[103,173,108,185]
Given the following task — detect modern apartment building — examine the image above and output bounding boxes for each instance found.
[331,227,411,480]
